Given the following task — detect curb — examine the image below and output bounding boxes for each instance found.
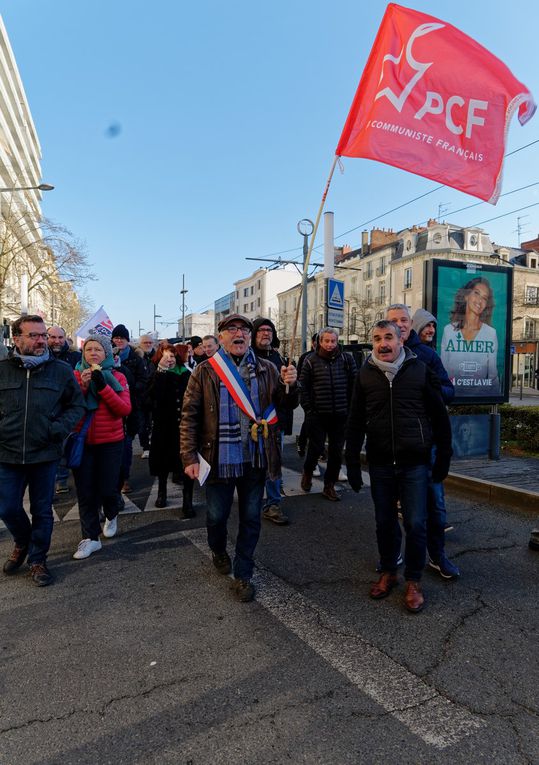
[356,452,539,514]
[446,472,539,514]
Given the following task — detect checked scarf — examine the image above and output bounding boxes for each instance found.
[217,348,267,478]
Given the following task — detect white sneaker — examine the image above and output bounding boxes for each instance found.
[338,468,348,481]
[73,539,102,560]
[141,450,150,459]
[312,464,321,477]
[103,516,117,538]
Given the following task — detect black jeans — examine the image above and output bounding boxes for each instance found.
[73,441,124,540]
[369,463,428,582]
[304,413,347,485]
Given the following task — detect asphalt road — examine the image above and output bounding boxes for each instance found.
[0,440,538,765]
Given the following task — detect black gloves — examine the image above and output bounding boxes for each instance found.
[432,454,450,484]
[91,369,106,391]
[346,463,363,492]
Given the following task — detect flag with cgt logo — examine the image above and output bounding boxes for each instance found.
[336,3,535,203]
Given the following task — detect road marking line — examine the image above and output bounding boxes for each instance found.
[183,528,484,750]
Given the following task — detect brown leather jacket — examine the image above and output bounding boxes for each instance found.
[180,355,298,480]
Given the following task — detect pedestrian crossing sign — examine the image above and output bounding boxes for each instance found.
[327,278,344,309]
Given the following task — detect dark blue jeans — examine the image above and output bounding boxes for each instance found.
[369,463,428,582]
[0,460,58,565]
[205,464,266,581]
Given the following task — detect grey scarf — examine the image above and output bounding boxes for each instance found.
[13,347,50,369]
[369,347,406,381]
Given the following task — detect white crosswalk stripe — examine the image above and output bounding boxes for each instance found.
[0,466,370,531]
[0,489,61,531]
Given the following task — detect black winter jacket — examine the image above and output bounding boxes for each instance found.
[252,346,294,435]
[0,356,85,464]
[300,348,357,417]
[345,350,452,469]
[51,341,81,369]
[146,366,191,475]
[405,330,454,404]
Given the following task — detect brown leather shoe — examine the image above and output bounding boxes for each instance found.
[404,581,424,613]
[322,484,341,502]
[370,572,398,599]
[300,471,312,492]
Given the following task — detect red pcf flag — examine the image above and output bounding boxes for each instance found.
[336,3,535,203]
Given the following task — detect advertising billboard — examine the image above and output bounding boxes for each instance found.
[425,260,512,404]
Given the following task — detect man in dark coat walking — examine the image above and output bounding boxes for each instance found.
[252,317,291,525]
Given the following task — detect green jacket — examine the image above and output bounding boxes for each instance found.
[0,356,85,464]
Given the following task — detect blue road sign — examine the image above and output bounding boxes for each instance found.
[327,278,344,310]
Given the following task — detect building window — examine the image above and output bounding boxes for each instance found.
[243,288,248,297]
[525,318,536,339]
[250,286,254,295]
[243,303,248,312]
[366,285,372,302]
[235,291,239,300]
[350,307,357,334]
[351,277,357,294]
[404,267,412,290]
[366,262,373,279]
[257,279,261,290]
[251,301,255,311]
[379,283,386,303]
[525,286,539,305]
[257,297,260,307]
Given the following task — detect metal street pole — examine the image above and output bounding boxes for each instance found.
[180,274,188,341]
[297,219,314,353]
[153,304,162,333]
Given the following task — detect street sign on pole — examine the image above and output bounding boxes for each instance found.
[326,277,344,329]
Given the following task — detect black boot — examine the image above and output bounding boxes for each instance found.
[181,475,195,518]
[155,473,168,508]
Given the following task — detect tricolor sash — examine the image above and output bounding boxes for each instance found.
[208,349,278,439]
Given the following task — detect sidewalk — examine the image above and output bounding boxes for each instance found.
[508,386,539,407]
[447,453,539,512]
[446,388,539,509]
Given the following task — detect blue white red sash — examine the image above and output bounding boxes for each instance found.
[208,350,278,426]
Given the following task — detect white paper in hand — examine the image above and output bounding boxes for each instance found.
[196,452,211,486]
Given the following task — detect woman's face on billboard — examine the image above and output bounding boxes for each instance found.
[465,283,489,318]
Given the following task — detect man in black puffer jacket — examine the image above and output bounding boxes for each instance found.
[300,327,357,501]
[345,320,452,614]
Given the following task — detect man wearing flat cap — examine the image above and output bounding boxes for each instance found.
[181,314,298,602]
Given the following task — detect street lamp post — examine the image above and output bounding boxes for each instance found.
[0,183,54,192]
[180,274,188,341]
[297,219,314,353]
[153,304,162,334]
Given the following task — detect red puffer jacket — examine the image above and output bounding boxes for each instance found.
[74,370,132,445]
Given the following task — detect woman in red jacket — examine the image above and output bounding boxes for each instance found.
[72,332,132,560]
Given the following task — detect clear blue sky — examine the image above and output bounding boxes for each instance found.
[2,0,538,337]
